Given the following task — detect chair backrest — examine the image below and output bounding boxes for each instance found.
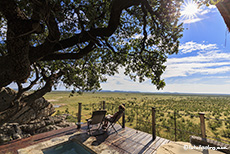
[90,110,107,125]
[111,110,124,123]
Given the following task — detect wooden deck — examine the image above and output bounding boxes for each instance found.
[0,125,79,154]
[86,124,171,154]
[0,124,171,154]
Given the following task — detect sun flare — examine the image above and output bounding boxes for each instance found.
[181,1,199,19]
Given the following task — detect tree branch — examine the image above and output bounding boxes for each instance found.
[141,3,147,53]
[15,64,40,100]
[45,10,61,42]
[102,37,117,54]
[29,0,142,62]
[0,48,6,57]
[40,42,95,61]
[21,70,63,104]
[0,0,18,21]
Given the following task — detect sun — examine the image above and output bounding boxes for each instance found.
[181,0,199,19]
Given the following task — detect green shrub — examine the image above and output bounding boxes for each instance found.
[221,129,230,138]
[65,108,69,114]
[56,110,61,115]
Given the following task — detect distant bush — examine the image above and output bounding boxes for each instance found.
[221,129,230,138]
[84,107,90,110]
[65,108,69,114]
[208,121,222,131]
[66,115,77,122]
[56,110,61,115]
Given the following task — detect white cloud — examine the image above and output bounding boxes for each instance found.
[179,41,217,53]
[200,9,211,15]
[164,62,230,78]
[101,72,230,94]
[163,42,230,78]
[101,67,158,92]
[198,5,217,15]
[161,83,230,94]
[208,5,216,9]
[182,18,203,24]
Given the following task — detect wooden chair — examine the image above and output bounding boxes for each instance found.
[106,111,124,133]
[86,110,107,135]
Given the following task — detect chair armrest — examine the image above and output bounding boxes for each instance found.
[86,119,92,122]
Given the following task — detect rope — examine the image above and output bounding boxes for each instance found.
[205,117,230,122]
[206,135,230,144]
[176,128,201,136]
[126,105,152,111]
[136,119,152,125]
[177,112,200,118]
[156,124,172,130]
[156,124,201,137]
[136,105,139,132]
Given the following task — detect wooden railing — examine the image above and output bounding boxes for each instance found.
[75,101,230,145]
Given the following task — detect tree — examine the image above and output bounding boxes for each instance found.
[0,0,183,121]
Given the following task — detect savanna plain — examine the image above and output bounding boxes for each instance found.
[44,91,230,143]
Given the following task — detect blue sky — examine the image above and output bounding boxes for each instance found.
[7,1,230,94]
[101,1,230,94]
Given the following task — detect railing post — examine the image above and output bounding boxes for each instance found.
[152,107,156,140]
[199,112,206,140]
[102,101,105,110]
[122,103,125,128]
[174,111,177,141]
[136,105,138,133]
[77,102,82,129]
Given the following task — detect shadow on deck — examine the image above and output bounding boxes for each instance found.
[80,124,171,154]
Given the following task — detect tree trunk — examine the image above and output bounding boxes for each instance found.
[0,87,55,125]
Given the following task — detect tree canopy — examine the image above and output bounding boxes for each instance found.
[0,0,183,103]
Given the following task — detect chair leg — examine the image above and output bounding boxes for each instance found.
[97,122,103,130]
[117,120,122,127]
[112,124,118,133]
[106,123,118,133]
[87,122,92,135]
[87,126,91,135]
[106,123,112,131]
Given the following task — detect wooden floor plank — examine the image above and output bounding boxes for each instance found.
[120,131,159,154]
[140,137,162,154]
[106,127,137,144]
[139,133,153,145]
[135,132,152,145]
[102,125,172,154]
[148,140,171,154]
[117,135,144,153]
[0,123,172,154]
[131,134,154,154]
[143,137,169,154]
[110,128,148,153]
[124,132,151,153]
[151,151,157,154]
[149,137,167,150]
[120,131,145,146]
[110,130,138,147]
